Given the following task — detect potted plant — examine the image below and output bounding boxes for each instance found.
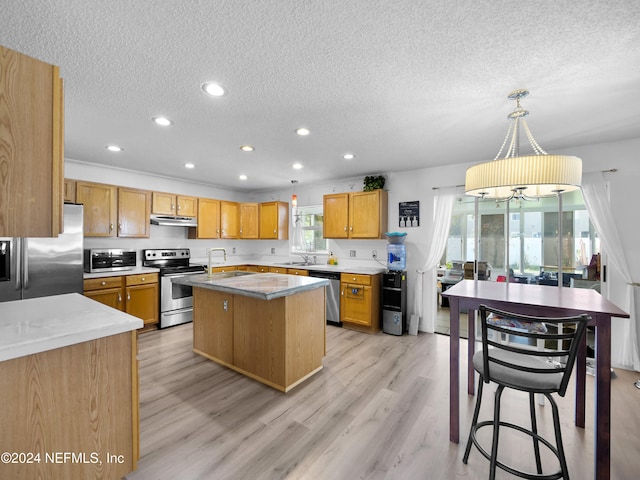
[363,175,385,191]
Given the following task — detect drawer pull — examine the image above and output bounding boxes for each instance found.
[141,277,145,281]
[101,281,106,286]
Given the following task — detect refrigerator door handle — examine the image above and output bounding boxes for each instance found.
[22,238,29,290]
[15,237,22,291]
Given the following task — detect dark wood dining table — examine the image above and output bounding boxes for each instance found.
[442,279,629,480]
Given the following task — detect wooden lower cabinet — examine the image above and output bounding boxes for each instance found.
[340,273,381,333]
[84,273,159,328]
[193,289,234,364]
[0,331,138,479]
[125,274,159,326]
[193,287,325,391]
[287,268,309,276]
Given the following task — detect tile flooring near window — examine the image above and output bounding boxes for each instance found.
[126,322,640,480]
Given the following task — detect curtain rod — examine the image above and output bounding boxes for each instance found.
[432,184,465,190]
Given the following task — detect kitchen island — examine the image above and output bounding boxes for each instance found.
[173,272,329,392]
[0,293,142,480]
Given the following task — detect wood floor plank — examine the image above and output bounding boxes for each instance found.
[126,323,640,480]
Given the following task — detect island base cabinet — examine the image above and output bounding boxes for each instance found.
[193,289,234,365]
[0,331,138,480]
[193,287,325,392]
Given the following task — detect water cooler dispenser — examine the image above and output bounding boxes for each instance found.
[383,232,408,335]
[382,271,407,335]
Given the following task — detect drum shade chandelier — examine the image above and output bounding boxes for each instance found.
[465,89,582,200]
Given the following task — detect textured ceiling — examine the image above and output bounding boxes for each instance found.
[1,0,639,192]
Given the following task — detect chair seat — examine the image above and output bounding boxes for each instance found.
[473,349,563,393]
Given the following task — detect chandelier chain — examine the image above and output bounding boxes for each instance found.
[521,120,548,155]
[493,122,514,160]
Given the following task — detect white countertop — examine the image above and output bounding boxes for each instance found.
[0,293,143,362]
[173,272,329,300]
[83,266,160,279]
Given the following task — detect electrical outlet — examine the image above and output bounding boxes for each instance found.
[232,247,236,254]
[271,248,276,254]
[372,250,377,258]
[349,250,356,257]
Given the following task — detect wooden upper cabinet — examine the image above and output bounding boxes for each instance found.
[118,187,151,238]
[324,190,387,239]
[63,178,76,203]
[177,196,197,217]
[152,192,197,217]
[239,203,259,239]
[259,201,289,240]
[323,193,350,238]
[0,45,63,237]
[151,192,175,215]
[189,198,220,239]
[76,181,117,237]
[349,190,388,239]
[220,201,240,238]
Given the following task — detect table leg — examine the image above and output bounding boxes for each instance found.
[467,308,475,396]
[595,315,611,480]
[574,330,587,428]
[449,298,460,444]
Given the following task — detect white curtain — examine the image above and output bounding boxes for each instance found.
[581,171,640,370]
[413,187,458,332]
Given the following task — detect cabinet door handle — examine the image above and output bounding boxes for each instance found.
[341,289,344,296]
[223,299,228,311]
[344,225,347,231]
[110,223,114,232]
[127,292,131,302]
[117,293,122,303]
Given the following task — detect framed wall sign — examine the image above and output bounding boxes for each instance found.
[399,201,419,227]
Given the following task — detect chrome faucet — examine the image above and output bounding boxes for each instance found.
[207,248,227,277]
[294,252,310,264]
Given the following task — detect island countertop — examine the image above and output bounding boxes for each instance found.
[172,272,329,300]
[0,293,144,362]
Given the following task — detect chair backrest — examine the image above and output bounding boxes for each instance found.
[478,305,590,396]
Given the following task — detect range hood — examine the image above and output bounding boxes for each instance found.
[150,214,197,227]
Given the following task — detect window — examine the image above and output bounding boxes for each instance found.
[291,205,328,253]
[443,190,599,280]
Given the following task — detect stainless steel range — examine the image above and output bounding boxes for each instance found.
[142,248,205,328]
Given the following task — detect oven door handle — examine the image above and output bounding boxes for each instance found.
[162,308,193,316]
[163,272,202,278]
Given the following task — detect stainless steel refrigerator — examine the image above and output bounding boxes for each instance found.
[0,204,84,302]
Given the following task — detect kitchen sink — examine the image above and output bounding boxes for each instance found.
[279,261,309,265]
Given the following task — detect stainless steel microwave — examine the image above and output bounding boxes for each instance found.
[84,249,136,273]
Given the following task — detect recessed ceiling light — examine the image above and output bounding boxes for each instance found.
[106,145,123,152]
[152,116,173,126]
[201,82,226,97]
[240,145,254,152]
[343,153,355,160]
[296,127,310,136]
[292,163,303,170]
[184,163,195,169]
[239,174,248,181]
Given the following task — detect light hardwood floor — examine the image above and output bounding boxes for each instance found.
[126,323,640,480]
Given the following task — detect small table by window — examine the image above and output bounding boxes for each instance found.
[442,280,629,480]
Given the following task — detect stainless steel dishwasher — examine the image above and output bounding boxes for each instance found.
[308,270,341,326]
